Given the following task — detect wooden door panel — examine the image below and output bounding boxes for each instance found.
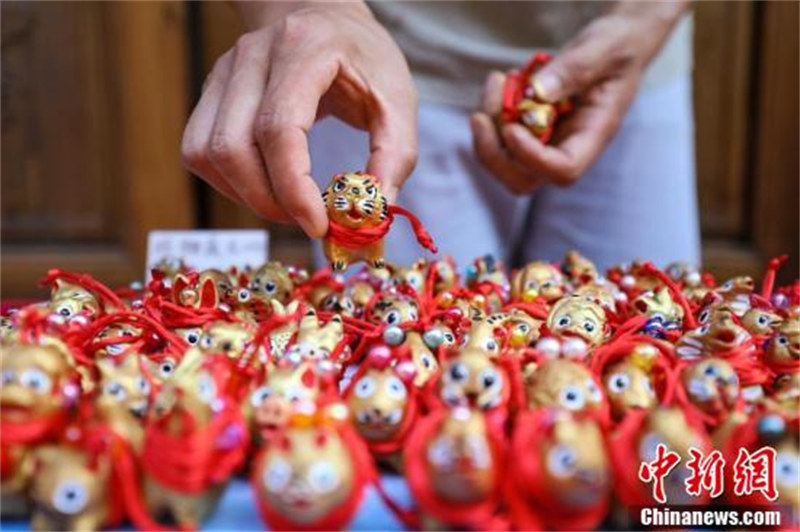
[1,2,195,298]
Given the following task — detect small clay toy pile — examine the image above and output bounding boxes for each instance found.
[0,249,797,531]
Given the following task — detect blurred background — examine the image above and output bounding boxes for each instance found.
[1,1,798,297]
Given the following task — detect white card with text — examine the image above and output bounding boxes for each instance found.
[145,230,269,279]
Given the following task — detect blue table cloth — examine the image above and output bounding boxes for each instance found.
[1,475,414,531]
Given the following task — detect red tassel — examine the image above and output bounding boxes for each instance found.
[761,254,788,299]
[326,205,437,254]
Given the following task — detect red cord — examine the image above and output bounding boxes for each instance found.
[327,205,437,254]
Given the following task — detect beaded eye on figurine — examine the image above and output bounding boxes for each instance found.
[322,172,437,271]
[497,53,573,143]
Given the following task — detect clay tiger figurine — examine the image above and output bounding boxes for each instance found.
[322,172,437,271]
[322,172,388,271]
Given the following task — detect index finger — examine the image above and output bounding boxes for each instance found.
[255,57,338,238]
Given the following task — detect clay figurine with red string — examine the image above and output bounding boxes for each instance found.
[247,359,322,444]
[678,358,741,425]
[48,280,102,321]
[171,272,220,310]
[510,261,565,303]
[388,259,428,294]
[438,347,514,430]
[384,327,441,387]
[546,294,609,349]
[524,358,607,419]
[368,290,421,326]
[404,407,506,530]
[322,172,437,271]
[29,439,120,532]
[741,304,784,335]
[665,260,714,303]
[252,400,386,531]
[764,372,800,417]
[506,409,611,530]
[248,262,297,305]
[717,413,799,526]
[1,338,82,517]
[497,52,573,143]
[611,406,712,513]
[709,275,756,316]
[91,322,142,358]
[281,308,346,366]
[464,255,509,312]
[630,287,685,332]
[764,311,800,371]
[505,307,544,351]
[675,305,752,359]
[345,345,419,468]
[591,341,670,422]
[197,320,256,361]
[142,350,249,528]
[562,250,599,284]
[95,356,151,451]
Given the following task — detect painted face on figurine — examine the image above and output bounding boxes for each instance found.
[323,172,388,271]
[426,409,496,504]
[632,287,684,328]
[249,262,294,304]
[440,348,506,410]
[318,291,357,317]
[30,446,110,531]
[348,367,411,441]
[462,314,508,356]
[258,427,355,524]
[637,408,706,504]
[268,300,300,357]
[199,268,236,302]
[370,295,420,326]
[547,296,608,347]
[0,342,74,422]
[429,258,458,295]
[391,260,427,294]
[94,323,141,357]
[525,359,604,414]
[508,309,543,349]
[142,355,179,385]
[151,350,220,426]
[539,413,610,507]
[0,316,15,341]
[404,332,440,387]
[511,261,565,303]
[96,356,150,420]
[765,317,800,364]
[198,321,253,359]
[603,350,658,419]
[676,309,751,358]
[769,373,800,416]
[49,280,100,319]
[714,276,755,315]
[249,363,320,436]
[680,358,739,416]
[741,307,783,336]
[283,310,344,363]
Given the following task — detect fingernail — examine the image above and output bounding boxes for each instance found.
[533,72,560,102]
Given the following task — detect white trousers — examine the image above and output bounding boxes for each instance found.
[309,77,700,271]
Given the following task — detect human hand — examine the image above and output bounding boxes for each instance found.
[181,2,418,237]
[471,1,689,194]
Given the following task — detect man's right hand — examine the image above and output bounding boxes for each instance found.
[181,2,418,238]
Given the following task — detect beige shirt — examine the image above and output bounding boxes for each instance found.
[369,1,693,108]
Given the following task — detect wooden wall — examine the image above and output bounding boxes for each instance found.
[1,1,797,297]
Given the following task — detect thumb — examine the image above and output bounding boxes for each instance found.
[532,34,620,102]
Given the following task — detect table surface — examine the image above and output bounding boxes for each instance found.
[1,475,413,531]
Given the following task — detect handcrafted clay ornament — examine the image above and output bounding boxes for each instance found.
[510,261,565,303]
[322,172,437,271]
[404,407,506,530]
[252,401,383,531]
[524,358,607,420]
[345,346,418,467]
[506,409,611,530]
[498,52,573,143]
[95,356,151,451]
